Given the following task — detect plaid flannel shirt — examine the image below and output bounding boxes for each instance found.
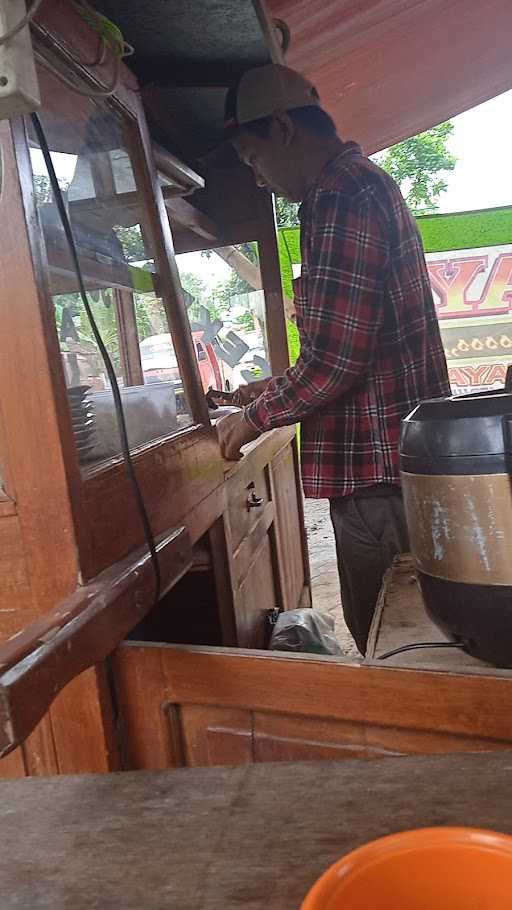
[245,143,450,499]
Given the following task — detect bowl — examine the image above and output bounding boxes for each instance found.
[301,827,512,910]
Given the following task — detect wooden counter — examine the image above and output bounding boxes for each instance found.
[2,751,512,908]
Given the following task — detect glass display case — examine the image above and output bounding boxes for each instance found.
[27,65,195,469]
[0,0,311,779]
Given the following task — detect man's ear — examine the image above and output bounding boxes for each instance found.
[272,109,295,147]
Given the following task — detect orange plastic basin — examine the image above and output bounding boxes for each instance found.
[301,827,512,910]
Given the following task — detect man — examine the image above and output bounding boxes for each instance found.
[216,64,450,654]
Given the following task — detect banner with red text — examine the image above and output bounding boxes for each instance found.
[426,244,512,394]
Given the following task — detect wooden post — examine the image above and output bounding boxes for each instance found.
[256,190,290,376]
[255,189,311,599]
[131,111,211,427]
[114,288,145,387]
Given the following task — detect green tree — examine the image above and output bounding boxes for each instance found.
[275,196,300,228]
[374,122,456,214]
[115,225,146,261]
[214,243,259,302]
[272,123,457,222]
[211,242,259,331]
[179,271,207,305]
[33,173,69,203]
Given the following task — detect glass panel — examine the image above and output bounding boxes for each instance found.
[426,244,512,395]
[27,63,195,469]
[175,245,271,397]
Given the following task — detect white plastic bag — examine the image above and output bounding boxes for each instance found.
[269,609,342,655]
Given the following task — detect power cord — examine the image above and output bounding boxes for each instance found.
[39,50,122,98]
[0,0,45,46]
[31,111,161,604]
[378,641,465,660]
[1,0,134,98]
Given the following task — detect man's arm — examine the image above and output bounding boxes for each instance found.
[244,188,390,433]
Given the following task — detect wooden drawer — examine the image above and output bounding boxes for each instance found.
[227,463,272,552]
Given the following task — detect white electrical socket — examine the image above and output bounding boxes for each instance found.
[0,0,40,120]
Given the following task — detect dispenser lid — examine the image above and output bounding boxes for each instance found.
[401,392,512,462]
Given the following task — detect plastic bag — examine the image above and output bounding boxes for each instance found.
[269,609,342,655]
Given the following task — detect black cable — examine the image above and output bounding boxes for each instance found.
[31,112,161,604]
[378,641,465,660]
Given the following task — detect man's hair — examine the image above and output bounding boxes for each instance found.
[237,106,338,140]
[224,83,337,141]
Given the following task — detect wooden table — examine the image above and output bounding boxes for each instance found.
[2,752,512,908]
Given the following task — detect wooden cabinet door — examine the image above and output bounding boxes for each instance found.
[227,436,310,648]
[113,643,512,771]
[235,534,278,649]
[270,443,309,612]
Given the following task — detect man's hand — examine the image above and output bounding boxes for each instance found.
[206,379,270,410]
[216,411,260,460]
[232,378,271,407]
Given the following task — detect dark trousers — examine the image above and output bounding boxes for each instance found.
[330,489,409,655]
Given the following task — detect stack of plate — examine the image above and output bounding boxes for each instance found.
[67,385,97,463]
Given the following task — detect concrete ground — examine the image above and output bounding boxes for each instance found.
[303,498,360,660]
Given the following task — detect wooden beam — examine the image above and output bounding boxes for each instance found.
[214,245,295,321]
[171,218,262,254]
[256,190,292,373]
[0,526,192,758]
[114,288,145,387]
[134,90,211,427]
[152,142,204,193]
[215,246,262,288]
[132,60,248,89]
[164,192,222,243]
[252,0,286,64]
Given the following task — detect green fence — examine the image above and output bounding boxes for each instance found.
[278,205,512,364]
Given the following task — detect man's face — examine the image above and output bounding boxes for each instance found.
[233,115,302,202]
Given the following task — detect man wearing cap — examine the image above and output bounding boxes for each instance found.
[216,64,450,655]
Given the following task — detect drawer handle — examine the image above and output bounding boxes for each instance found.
[247,482,263,510]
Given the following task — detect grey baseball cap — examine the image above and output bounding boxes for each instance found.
[224,63,320,130]
[199,64,320,171]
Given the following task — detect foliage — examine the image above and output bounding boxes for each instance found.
[232,307,255,333]
[374,122,456,214]
[33,174,54,204]
[55,286,166,379]
[275,196,300,227]
[272,123,457,221]
[115,225,147,261]
[55,290,121,378]
[207,243,258,331]
[33,173,69,203]
[179,271,207,305]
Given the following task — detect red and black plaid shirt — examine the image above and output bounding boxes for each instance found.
[245,143,450,499]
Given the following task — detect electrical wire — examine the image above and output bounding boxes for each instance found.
[2,0,135,99]
[378,641,465,660]
[30,111,161,604]
[37,51,121,98]
[0,0,45,46]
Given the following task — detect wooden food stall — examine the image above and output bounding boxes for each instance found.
[0,0,309,777]
[1,0,512,781]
